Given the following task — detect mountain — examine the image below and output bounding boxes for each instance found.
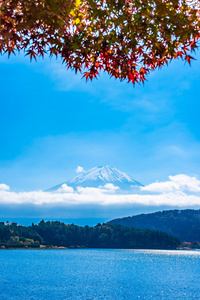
[47,165,143,191]
[107,209,200,242]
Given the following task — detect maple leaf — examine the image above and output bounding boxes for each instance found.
[25,49,37,61]
[185,55,195,65]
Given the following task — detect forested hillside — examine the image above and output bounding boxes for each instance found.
[0,221,180,250]
[108,209,200,243]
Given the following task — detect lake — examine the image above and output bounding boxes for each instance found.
[1,249,200,299]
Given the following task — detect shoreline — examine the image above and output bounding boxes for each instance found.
[1,247,198,250]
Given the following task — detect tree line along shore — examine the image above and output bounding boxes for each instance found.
[0,221,180,250]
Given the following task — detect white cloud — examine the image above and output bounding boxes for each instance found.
[1,175,200,208]
[1,174,200,209]
[141,181,179,193]
[0,188,200,207]
[104,183,120,191]
[141,174,200,193]
[76,166,84,173]
[0,184,10,191]
[57,184,74,193]
[169,174,200,192]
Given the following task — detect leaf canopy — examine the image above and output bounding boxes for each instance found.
[0,0,199,84]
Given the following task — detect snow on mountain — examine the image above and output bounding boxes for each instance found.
[47,165,143,192]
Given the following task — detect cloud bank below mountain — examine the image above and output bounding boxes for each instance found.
[1,174,200,208]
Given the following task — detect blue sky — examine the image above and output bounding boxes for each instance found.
[1,50,200,192]
[1,50,200,222]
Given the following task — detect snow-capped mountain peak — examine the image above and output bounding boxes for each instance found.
[70,165,134,184]
[47,165,143,191]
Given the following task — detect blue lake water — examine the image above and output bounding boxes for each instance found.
[1,249,200,299]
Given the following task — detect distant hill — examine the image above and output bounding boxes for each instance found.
[46,165,143,191]
[107,209,200,243]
